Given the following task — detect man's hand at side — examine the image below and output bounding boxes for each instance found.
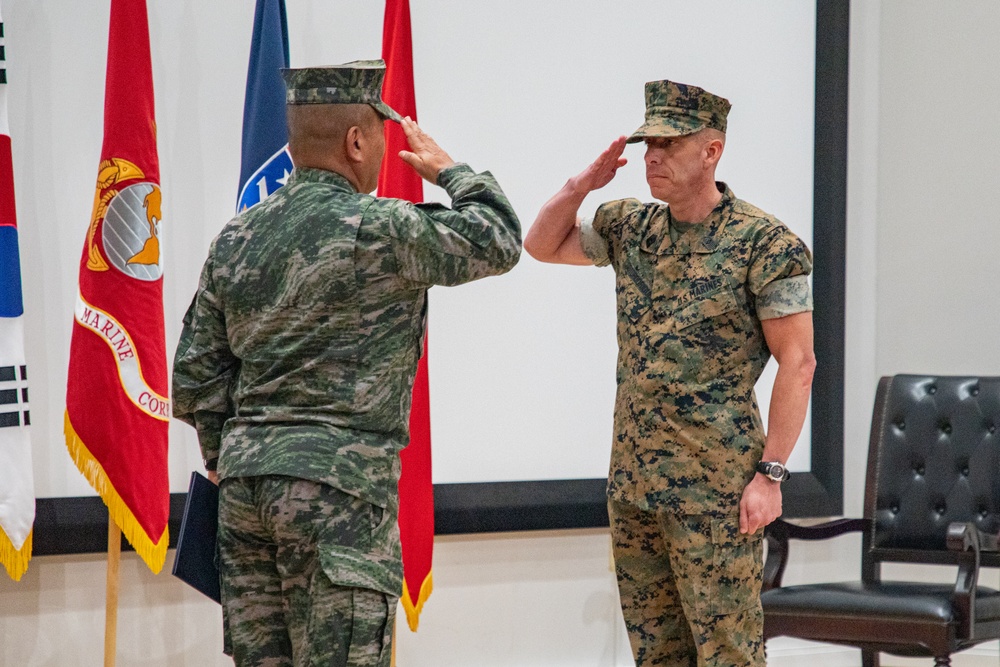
[739,310,815,534]
[739,474,782,534]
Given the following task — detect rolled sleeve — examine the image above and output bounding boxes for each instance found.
[747,224,813,320]
[579,217,611,267]
[589,198,644,270]
[747,223,812,284]
[756,274,813,319]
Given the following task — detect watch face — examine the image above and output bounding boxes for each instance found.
[769,464,786,480]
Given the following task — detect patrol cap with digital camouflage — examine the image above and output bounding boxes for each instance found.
[281,60,403,123]
[626,79,731,143]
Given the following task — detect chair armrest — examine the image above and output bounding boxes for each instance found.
[946,521,987,638]
[947,521,982,554]
[983,531,1000,552]
[769,517,868,541]
[763,518,868,591]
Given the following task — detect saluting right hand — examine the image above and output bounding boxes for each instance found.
[399,117,456,185]
[569,136,628,194]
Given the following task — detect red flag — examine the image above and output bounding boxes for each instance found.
[378,0,434,632]
[64,0,169,573]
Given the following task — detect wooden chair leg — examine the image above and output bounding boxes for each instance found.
[861,649,879,667]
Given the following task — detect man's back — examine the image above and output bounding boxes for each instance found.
[171,61,522,667]
[215,168,418,435]
[174,163,520,508]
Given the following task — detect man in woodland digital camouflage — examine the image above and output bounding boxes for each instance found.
[524,79,815,666]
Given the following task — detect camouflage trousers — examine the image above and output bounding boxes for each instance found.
[218,476,399,667]
[608,498,764,667]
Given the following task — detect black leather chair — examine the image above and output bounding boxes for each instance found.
[761,375,1000,666]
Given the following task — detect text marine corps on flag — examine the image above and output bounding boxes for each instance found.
[73,298,171,421]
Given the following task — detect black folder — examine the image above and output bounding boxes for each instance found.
[172,471,221,604]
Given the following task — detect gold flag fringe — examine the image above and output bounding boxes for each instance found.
[400,571,433,632]
[0,527,32,581]
[64,411,167,573]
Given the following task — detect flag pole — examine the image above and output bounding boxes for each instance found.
[104,517,121,667]
[391,614,397,667]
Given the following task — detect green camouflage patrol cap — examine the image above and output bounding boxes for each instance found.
[281,60,403,123]
[626,79,731,143]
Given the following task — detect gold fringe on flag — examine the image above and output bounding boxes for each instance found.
[0,527,32,581]
[63,411,167,573]
[400,571,433,632]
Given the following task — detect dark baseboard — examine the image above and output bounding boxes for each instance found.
[32,476,834,557]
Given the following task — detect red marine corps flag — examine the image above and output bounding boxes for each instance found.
[379,0,435,632]
[64,0,169,573]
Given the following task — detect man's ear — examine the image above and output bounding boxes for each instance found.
[344,125,364,164]
[704,138,724,167]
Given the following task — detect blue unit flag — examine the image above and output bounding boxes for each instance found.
[236,0,292,212]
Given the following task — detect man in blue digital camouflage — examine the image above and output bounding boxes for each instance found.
[524,79,815,666]
[172,59,521,667]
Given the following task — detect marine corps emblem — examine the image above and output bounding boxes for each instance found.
[103,182,163,280]
[85,157,164,279]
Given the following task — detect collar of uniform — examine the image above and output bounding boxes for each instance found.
[287,166,358,193]
[642,182,734,255]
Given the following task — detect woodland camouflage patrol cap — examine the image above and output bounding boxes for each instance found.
[281,60,403,123]
[626,79,731,143]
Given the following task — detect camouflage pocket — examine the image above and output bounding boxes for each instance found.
[317,499,402,597]
[673,282,738,330]
[345,589,395,667]
[377,591,396,667]
[705,515,762,617]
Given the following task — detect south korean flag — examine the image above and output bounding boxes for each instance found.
[0,5,35,580]
[0,313,34,580]
[0,359,27,429]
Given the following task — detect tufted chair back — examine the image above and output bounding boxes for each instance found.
[865,375,1000,572]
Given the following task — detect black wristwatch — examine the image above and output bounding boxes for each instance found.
[756,461,790,482]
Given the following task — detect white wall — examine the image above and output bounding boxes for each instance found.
[3,0,1000,665]
[7,0,817,500]
[874,0,1000,377]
